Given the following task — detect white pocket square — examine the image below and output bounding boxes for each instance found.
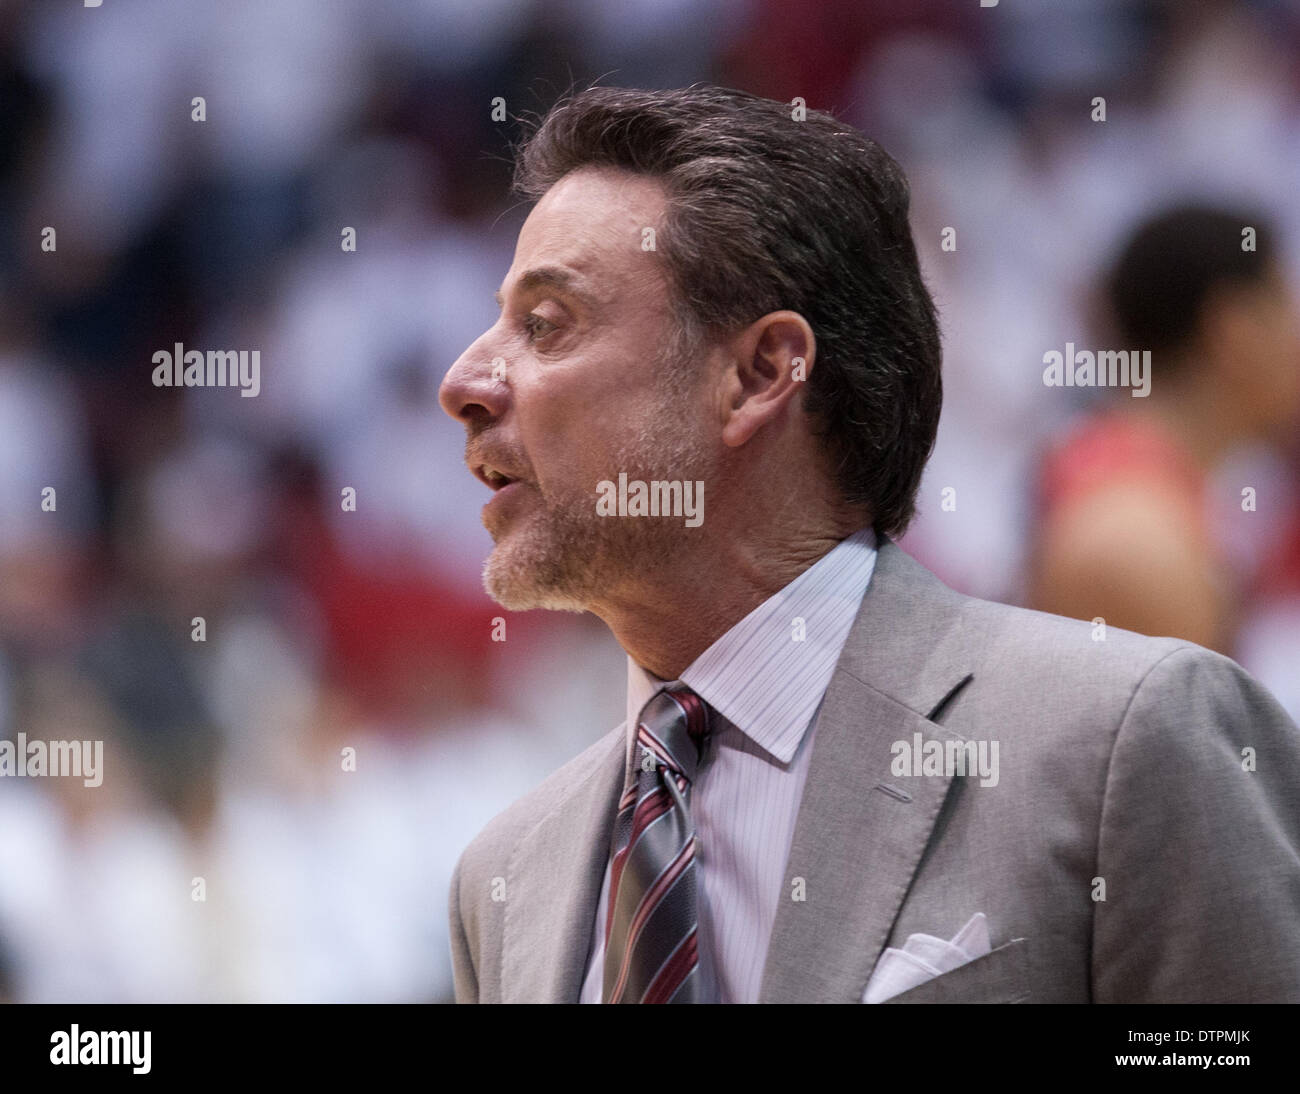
[862,912,991,1003]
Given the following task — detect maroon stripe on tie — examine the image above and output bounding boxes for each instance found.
[605,786,671,940]
[637,724,677,771]
[606,837,695,1003]
[672,689,709,745]
[642,928,699,1004]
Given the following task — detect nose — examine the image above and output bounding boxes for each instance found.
[439,331,509,427]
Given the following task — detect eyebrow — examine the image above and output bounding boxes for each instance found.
[494,266,594,310]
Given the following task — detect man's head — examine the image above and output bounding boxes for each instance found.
[439,85,942,614]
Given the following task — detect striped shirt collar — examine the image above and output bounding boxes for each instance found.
[625,526,879,771]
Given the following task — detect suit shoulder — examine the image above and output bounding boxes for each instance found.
[954,591,1199,693]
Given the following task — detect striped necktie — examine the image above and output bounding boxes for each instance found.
[602,684,712,1004]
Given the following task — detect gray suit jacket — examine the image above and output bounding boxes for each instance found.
[448,537,1300,1002]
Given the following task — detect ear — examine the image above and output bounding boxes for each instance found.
[718,311,816,448]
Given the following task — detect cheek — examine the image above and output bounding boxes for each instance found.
[516,385,612,491]
[516,365,651,467]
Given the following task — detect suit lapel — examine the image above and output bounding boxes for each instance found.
[759,537,976,1003]
[501,727,625,1003]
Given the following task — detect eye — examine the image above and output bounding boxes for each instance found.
[522,313,558,342]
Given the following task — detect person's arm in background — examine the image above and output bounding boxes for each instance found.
[1028,482,1228,652]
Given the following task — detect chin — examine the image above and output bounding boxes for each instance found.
[481,537,592,614]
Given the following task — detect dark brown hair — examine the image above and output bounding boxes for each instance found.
[1107,203,1277,361]
[513,85,943,537]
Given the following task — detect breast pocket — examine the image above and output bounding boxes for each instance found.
[880,938,1031,1004]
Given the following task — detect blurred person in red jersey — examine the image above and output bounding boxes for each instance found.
[1028,204,1300,654]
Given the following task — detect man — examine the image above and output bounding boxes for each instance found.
[438,85,1300,1003]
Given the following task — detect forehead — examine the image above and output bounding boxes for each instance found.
[506,167,669,301]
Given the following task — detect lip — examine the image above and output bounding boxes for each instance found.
[482,478,528,519]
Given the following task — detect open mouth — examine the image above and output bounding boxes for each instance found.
[475,464,522,492]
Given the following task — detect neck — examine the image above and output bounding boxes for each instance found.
[1130,372,1245,473]
[591,509,867,680]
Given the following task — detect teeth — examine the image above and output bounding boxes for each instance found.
[484,468,508,484]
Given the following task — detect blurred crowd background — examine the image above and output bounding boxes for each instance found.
[1,0,1298,1003]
